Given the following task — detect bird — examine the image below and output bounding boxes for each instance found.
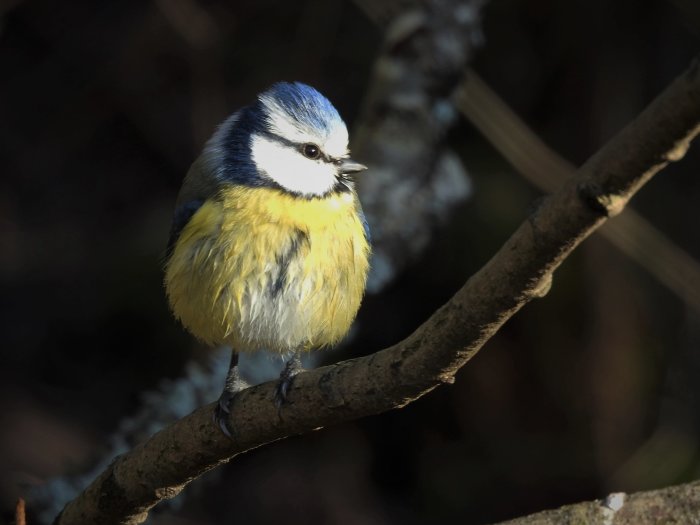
[163,82,371,436]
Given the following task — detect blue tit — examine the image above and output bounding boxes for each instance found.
[164,82,371,435]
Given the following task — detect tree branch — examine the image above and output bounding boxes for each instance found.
[55,57,700,525]
[353,0,484,291]
[455,67,700,315]
[493,480,700,525]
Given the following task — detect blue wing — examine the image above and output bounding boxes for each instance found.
[166,199,204,259]
[357,206,371,244]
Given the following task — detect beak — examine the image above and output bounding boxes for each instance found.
[337,158,368,175]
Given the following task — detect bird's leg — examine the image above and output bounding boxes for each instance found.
[275,349,304,407]
[214,351,248,437]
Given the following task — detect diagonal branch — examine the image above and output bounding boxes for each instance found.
[455,68,700,315]
[55,57,700,525]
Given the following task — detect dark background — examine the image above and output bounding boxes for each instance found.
[2,1,700,524]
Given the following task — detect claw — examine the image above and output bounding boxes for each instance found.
[274,376,295,408]
[275,351,304,408]
[214,352,248,438]
[214,390,236,437]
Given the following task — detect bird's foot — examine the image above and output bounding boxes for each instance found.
[213,392,235,438]
[274,353,304,408]
[214,365,249,438]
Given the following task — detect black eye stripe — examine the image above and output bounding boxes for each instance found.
[261,131,338,162]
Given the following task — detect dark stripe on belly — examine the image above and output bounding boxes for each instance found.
[270,229,309,297]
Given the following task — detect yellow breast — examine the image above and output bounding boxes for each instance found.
[164,185,370,353]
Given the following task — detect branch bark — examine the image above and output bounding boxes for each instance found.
[493,480,700,525]
[54,57,700,525]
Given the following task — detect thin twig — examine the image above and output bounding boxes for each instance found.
[16,498,26,525]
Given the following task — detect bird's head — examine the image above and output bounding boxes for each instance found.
[206,82,366,198]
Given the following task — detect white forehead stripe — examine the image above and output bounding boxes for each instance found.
[259,95,314,143]
[258,94,350,159]
[250,133,339,197]
[322,124,349,158]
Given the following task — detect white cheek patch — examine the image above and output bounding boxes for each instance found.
[250,134,338,197]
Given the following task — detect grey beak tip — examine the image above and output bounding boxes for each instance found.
[339,159,368,175]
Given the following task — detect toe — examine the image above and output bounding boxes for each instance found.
[213,391,236,438]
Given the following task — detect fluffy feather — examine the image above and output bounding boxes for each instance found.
[164,185,370,353]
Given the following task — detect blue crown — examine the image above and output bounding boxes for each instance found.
[260,82,345,136]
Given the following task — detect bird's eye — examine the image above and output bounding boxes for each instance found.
[302,143,321,160]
